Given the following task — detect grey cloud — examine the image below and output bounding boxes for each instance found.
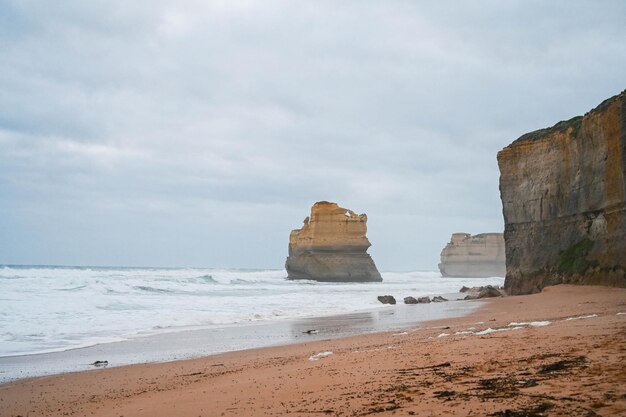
[1,0,625,269]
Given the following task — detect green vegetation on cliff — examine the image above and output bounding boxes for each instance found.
[514,116,583,144]
[558,238,595,275]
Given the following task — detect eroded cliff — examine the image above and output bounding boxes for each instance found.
[498,91,626,294]
[438,233,506,278]
[285,201,382,282]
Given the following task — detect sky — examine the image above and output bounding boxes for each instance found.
[1,1,625,271]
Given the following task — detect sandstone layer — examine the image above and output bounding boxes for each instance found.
[438,232,506,278]
[498,90,626,294]
[285,201,382,282]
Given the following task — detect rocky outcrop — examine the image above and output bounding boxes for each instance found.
[403,296,418,304]
[378,295,396,304]
[286,201,383,282]
[462,286,504,300]
[498,91,626,295]
[438,233,506,277]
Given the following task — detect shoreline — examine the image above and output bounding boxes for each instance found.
[0,291,476,384]
[1,285,624,416]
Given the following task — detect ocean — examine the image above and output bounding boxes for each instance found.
[0,265,504,359]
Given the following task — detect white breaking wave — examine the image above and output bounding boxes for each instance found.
[0,266,504,357]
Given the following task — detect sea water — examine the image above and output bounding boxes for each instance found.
[0,265,504,358]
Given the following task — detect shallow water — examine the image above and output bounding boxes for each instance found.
[0,265,504,380]
[0,265,504,356]
[0,299,485,383]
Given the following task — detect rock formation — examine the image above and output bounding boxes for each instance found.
[285,201,383,282]
[462,286,504,300]
[377,295,396,304]
[438,233,506,278]
[403,296,418,304]
[498,90,626,295]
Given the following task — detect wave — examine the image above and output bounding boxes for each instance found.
[56,285,88,292]
[133,285,175,294]
[97,302,151,311]
[230,278,258,285]
[0,266,505,361]
[197,274,217,283]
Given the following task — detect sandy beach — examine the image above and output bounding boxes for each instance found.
[1,285,625,416]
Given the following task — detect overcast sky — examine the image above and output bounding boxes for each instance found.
[1,1,625,271]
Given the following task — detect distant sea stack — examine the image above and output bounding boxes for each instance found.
[498,91,626,295]
[285,201,383,282]
[438,233,506,278]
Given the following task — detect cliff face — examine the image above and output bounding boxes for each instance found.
[498,91,626,294]
[438,233,506,278]
[285,201,382,282]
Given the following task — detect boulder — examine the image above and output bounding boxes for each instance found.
[498,91,626,294]
[403,296,418,304]
[285,201,383,282]
[378,295,396,305]
[417,296,431,304]
[432,296,448,302]
[463,285,503,300]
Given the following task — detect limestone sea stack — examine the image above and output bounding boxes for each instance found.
[438,233,506,278]
[285,201,383,282]
[498,90,626,295]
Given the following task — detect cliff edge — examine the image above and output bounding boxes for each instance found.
[285,201,383,282]
[498,90,626,294]
[438,233,506,278]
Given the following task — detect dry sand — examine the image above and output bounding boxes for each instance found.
[1,285,625,416]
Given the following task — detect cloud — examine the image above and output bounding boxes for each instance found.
[1,0,625,268]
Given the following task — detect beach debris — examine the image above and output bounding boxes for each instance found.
[377,295,396,304]
[432,296,448,302]
[437,333,450,337]
[489,402,553,417]
[368,401,400,413]
[303,329,319,335]
[428,325,450,330]
[91,360,108,367]
[538,356,586,374]
[308,351,333,361]
[393,331,408,336]
[617,312,626,315]
[433,390,456,399]
[352,346,398,354]
[403,296,418,304]
[417,296,431,304]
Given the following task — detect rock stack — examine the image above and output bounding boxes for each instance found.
[438,233,506,278]
[285,201,383,282]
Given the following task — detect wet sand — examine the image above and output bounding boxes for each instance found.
[1,285,625,416]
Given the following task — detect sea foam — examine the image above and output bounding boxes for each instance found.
[0,266,504,357]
